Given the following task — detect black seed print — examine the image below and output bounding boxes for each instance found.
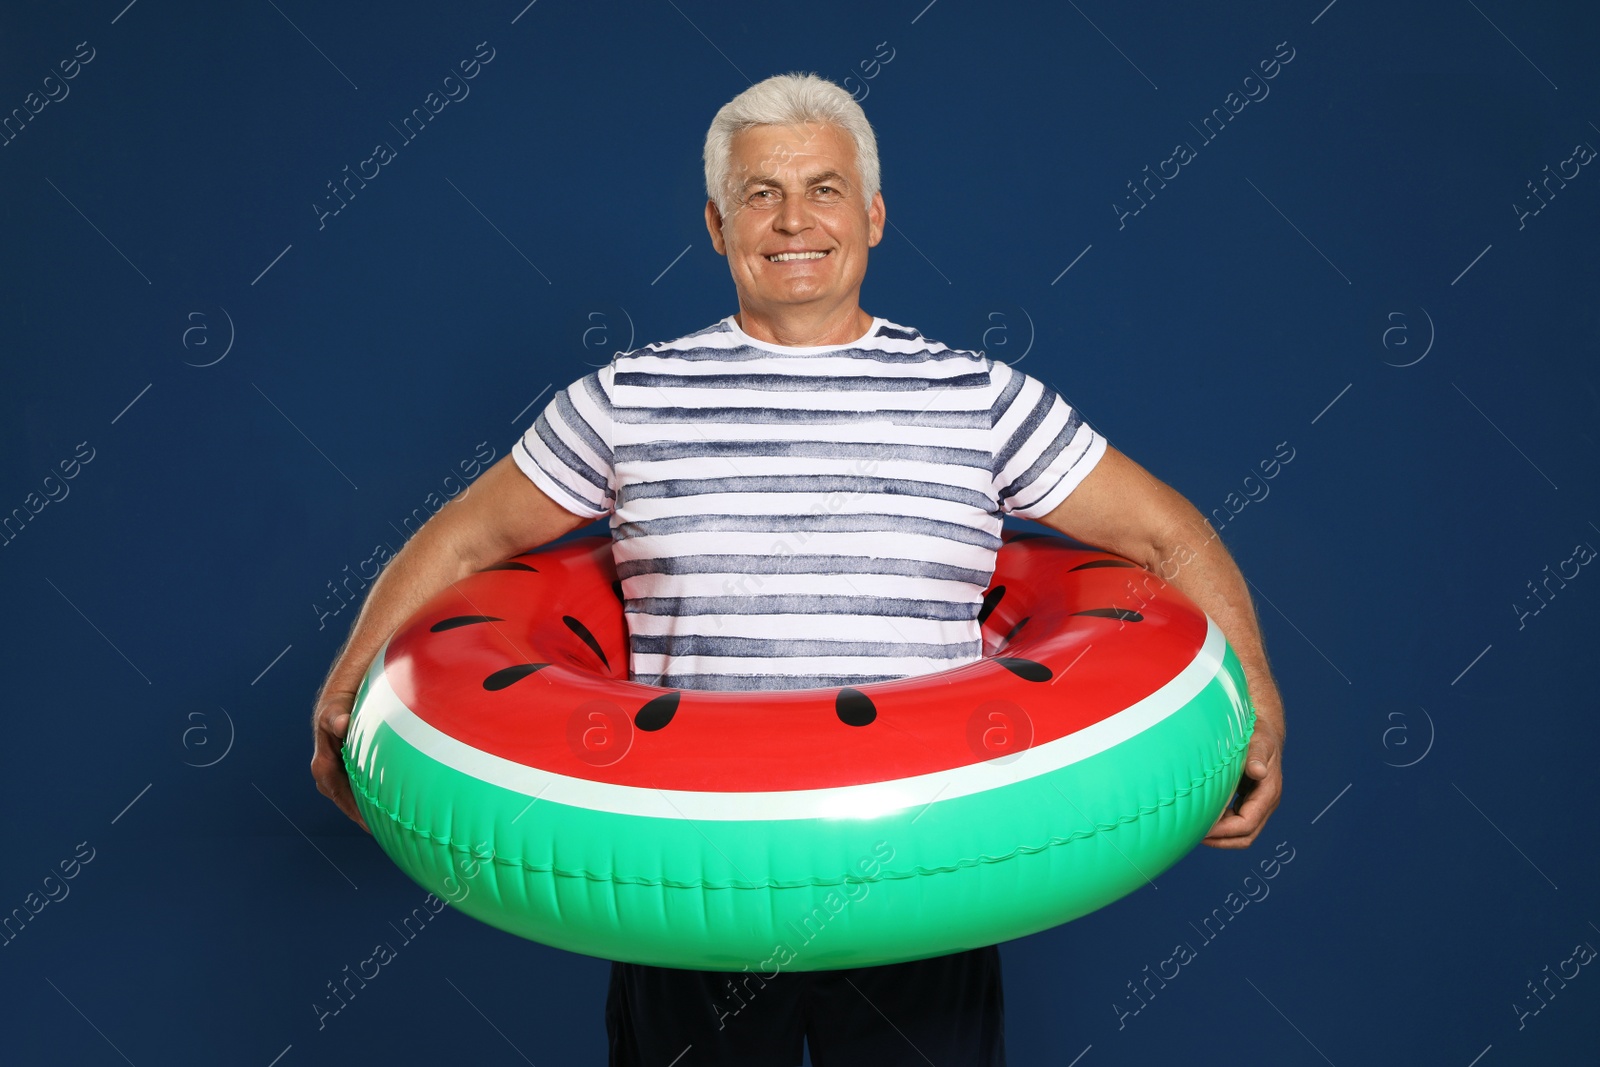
[1073,608,1144,622]
[836,688,877,726]
[978,585,1006,627]
[995,657,1052,682]
[996,615,1031,653]
[483,663,549,690]
[562,615,610,669]
[1069,558,1138,571]
[481,561,538,572]
[429,615,505,632]
[635,691,680,731]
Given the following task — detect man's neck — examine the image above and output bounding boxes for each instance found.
[733,304,873,348]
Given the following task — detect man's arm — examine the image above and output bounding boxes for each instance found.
[1030,444,1285,849]
[310,455,592,831]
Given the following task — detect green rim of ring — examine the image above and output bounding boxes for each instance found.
[343,639,1254,969]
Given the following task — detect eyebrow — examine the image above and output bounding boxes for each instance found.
[740,170,850,191]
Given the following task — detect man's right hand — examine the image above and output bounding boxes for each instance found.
[311,689,371,834]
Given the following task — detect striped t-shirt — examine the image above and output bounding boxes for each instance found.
[513,314,1106,692]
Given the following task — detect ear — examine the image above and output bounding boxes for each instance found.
[704,199,728,256]
[866,191,885,248]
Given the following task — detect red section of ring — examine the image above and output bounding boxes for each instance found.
[384,533,1208,792]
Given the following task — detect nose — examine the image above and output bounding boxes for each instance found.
[775,193,815,235]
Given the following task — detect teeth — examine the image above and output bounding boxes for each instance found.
[768,251,828,261]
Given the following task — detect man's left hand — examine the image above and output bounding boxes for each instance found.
[1201,718,1283,849]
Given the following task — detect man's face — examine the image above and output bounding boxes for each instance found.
[704,121,885,316]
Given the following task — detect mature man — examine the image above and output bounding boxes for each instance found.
[312,72,1285,1065]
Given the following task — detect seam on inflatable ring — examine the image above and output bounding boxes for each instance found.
[346,710,1256,892]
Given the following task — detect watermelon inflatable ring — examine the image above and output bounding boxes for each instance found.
[343,531,1255,970]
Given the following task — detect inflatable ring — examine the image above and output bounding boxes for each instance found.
[344,531,1255,970]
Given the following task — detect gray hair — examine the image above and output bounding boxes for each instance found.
[703,72,881,217]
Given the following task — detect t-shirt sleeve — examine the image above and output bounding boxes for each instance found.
[512,367,617,518]
[989,360,1107,518]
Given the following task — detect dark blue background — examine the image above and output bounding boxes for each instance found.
[3,1,1596,1063]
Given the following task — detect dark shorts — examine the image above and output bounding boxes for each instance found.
[605,945,1006,1066]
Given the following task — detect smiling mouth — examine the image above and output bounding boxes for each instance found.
[766,250,831,262]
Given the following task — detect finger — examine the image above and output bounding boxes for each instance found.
[1204,809,1280,852]
[1203,798,1270,844]
[1203,810,1255,844]
[1229,774,1280,829]
[1201,826,1258,849]
[1242,735,1279,779]
[314,687,357,727]
[1203,766,1282,847]
[1213,767,1264,824]
[315,702,353,738]
[310,723,372,834]
[314,761,372,834]
[1206,787,1243,830]
[312,717,345,763]
[344,795,371,834]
